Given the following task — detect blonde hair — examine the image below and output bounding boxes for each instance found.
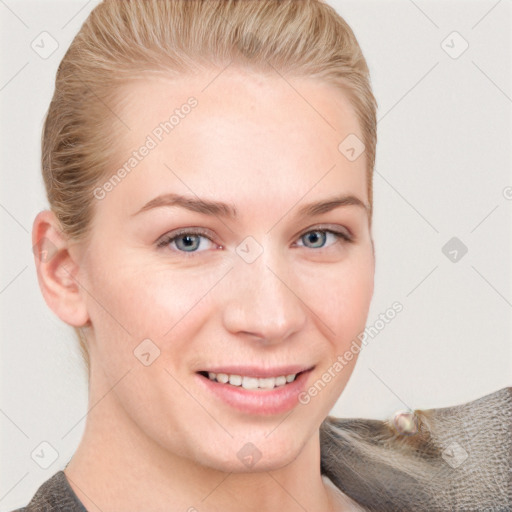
[42,0,377,392]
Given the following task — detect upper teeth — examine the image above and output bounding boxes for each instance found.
[207,372,297,390]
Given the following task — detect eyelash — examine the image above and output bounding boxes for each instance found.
[156,226,353,256]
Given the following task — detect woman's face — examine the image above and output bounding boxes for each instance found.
[76,68,375,472]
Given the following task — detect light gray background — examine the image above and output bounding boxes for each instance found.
[1,0,511,509]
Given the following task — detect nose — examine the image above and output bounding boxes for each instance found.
[221,250,307,345]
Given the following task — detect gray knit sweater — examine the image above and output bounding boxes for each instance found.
[11,471,86,512]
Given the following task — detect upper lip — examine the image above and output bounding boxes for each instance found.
[197,365,314,379]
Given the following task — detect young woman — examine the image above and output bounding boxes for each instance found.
[18,1,511,511]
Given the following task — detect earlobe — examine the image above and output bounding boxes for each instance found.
[32,210,90,328]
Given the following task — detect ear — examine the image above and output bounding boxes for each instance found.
[32,210,90,327]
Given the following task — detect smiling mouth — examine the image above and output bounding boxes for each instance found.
[197,370,308,391]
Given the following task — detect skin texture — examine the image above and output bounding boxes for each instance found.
[33,67,375,512]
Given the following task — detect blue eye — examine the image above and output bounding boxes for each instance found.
[297,229,351,249]
[156,227,352,255]
[156,229,214,253]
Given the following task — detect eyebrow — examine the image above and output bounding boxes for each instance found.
[131,192,369,219]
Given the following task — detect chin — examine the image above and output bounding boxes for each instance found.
[191,428,308,474]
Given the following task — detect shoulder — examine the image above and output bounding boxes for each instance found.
[9,471,87,512]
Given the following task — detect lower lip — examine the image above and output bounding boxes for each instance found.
[195,370,313,415]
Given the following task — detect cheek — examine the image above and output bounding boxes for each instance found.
[305,250,374,337]
[336,264,374,326]
[83,253,222,359]
[300,256,374,409]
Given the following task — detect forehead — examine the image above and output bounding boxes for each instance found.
[102,68,368,218]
